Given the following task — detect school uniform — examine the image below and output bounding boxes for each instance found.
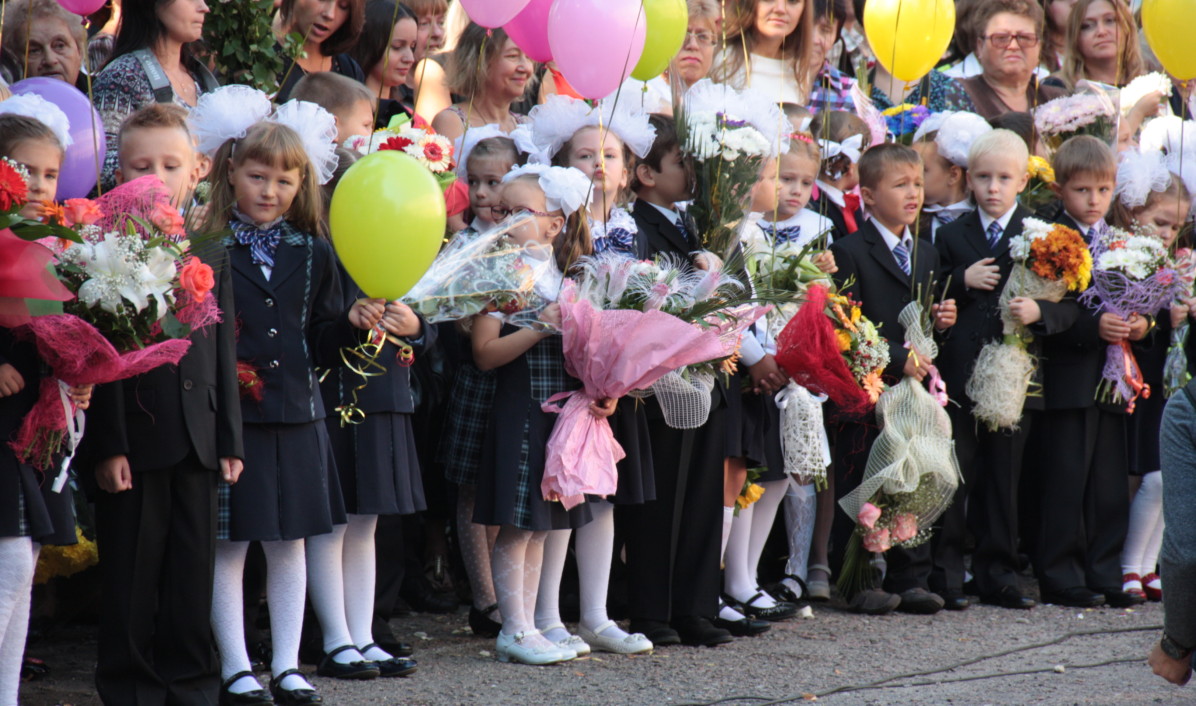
[932,205,1075,600]
[811,181,864,243]
[919,199,975,245]
[85,241,242,706]
[827,219,940,595]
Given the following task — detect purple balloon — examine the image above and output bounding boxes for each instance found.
[459,0,532,28]
[548,0,646,99]
[504,0,554,63]
[10,77,107,200]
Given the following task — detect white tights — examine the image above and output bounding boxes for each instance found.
[491,525,553,649]
[1122,471,1165,578]
[0,538,36,706]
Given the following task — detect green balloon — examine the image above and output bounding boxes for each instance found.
[630,0,689,82]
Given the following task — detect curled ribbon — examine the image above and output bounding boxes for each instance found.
[1118,339,1149,414]
[334,333,388,427]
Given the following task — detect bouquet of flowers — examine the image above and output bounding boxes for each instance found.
[837,301,961,596]
[676,79,789,260]
[1020,155,1057,213]
[1081,227,1186,411]
[346,115,456,191]
[881,103,933,144]
[1119,72,1172,120]
[0,157,82,244]
[1164,247,1196,397]
[746,235,832,337]
[12,177,221,476]
[967,218,1091,429]
[1034,85,1118,154]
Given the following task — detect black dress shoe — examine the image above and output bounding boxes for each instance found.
[628,620,681,646]
[468,604,502,638]
[671,616,734,647]
[1098,588,1147,608]
[1040,587,1105,608]
[314,646,380,680]
[734,591,799,621]
[713,615,771,637]
[940,590,971,611]
[357,644,418,678]
[896,588,945,615]
[269,669,322,705]
[219,671,273,706]
[979,586,1036,610]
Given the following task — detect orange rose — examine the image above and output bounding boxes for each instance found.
[150,202,185,236]
[62,198,104,226]
[179,256,215,301]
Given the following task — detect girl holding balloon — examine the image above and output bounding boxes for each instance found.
[714,0,817,106]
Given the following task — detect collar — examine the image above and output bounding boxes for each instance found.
[759,209,804,230]
[646,200,683,228]
[232,206,284,231]
[978,204,1018,235]
[816,181,846,209]
[925,198,973,216]
[1065,212,1105,234]
[873,219,911,252]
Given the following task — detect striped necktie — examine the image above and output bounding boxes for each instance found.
[892,239,911,275]
[986,220,1003,249]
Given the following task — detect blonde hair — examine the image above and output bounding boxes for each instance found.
[967,128,1029,171]
[787,132,820,162]
[713,0,816,99]
[200,122,325,238]
[687,0,722,24]
[1055,0,1142,89]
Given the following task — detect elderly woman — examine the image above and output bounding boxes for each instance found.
[959,0,1065,120]
[429,23,532,143]
[1043,0,1143,90]
[274,0,366,102]
[623,0,720,114]
[3,0,87,89]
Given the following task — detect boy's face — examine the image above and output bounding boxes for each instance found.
[967,150,1028,219]
[861,161,924,230]
[335,99,375,145]
[1054,171,1115,228]
[117,126,200,206]
[646,146,692,205]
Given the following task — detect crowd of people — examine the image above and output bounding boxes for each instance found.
[1,0,1195,703]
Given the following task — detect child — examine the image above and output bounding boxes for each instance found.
[1036,135,1146,608]
[84,104,242,705]
[1114,151,1193,603]
[290,71,377,145]
[828,142,957,615]
[912,111,991,243]
[809,110,870,241]
[197,115,387,703]
[0,96,68,220]
[472,164,605,664]
[437,132,522,639]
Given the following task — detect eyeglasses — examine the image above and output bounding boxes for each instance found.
[491,206,551,220]
[983,32,1040,49]
[683,30,716,47]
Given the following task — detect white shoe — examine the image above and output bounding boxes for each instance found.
[540,622,591,657]
[495,630,575,665]
[578,621,654,655]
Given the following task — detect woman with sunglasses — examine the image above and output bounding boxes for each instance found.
[959,0,1065,120]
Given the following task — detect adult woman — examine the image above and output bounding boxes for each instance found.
[1041,0,1077,73]
[3,0,87,90]
[405,0,451,121]
[959,0,1065,120]
[1044,0,1142,90]
[626,0,721,114]
[430,23,532,144]
[713,0,816,106]
[274,0,366,102]
[350,1,419,128]
[92,0,218,190]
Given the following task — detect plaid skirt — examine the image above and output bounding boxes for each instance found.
[438,363,496,486]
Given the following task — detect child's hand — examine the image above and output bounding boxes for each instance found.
[1099,312,1132,343]
[349,297,387,330]
[68,384,93,410]
[0,364,25,397]
[381,300,422,338]
[1008,297,1042,326]
[589,396,617,418]
[1172,302,1191,329]
[220,457,244,485]
[18,201,44,221]
[692,251,722,271]
[813,251,838,274]
[96,455,133,493]
[1128,314,1150,341]
[964,257,1000,291]
[903,350,928,382]
[748,354,788,395]
[932,299,957,330]
[539,302,562,327]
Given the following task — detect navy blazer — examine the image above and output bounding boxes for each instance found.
[229,224,360,424]
[632,198,689,259]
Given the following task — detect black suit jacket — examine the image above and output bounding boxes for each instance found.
[83,242,243,472]
[632,198,688,260]
[810,191,862,244]
[935,207,1076,409]
[829,220,940,380]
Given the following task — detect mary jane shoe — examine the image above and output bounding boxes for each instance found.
[578,621,653,654]
[495,630,575,665]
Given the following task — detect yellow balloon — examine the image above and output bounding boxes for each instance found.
[864,0,955,83]
[330,151,446,300]
[631,0,689,82]
[1143,0,1196,81]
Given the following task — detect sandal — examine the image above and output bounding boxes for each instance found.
[807,564,832,602]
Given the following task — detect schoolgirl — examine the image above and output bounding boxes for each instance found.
[808,110,871,242]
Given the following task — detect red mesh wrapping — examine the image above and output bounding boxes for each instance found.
[774,283,872,418]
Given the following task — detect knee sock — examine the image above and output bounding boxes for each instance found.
[456,485,498,616]
[305,525,365,664]
[575,502,625,639]
[720,506,734,564]
[491,526,553,649]
[211,541,261,694]
[535,529,571,642]
[263,539,313,691]
[1122,471,1164,577]
[342,515,390,662]
[783,482,818,595]
[0,538,35,706]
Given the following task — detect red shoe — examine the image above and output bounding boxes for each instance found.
[1141,573,1162,601]
[1121,572,1145,600]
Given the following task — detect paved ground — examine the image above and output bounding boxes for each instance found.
[23,597,1194,705]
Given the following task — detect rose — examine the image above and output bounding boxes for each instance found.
[891,513,918,543]
[150,202,185,236]
[62,198,104,227]
[856,502,882,529]
[861,528,891,553]
[179,256,215,302]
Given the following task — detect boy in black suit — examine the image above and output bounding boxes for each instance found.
[1034,136,1147,608]
[828,143,957,615]
[86,106,244,706]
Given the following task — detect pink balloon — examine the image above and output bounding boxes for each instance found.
[548,0,646,100]
[504,0,554,63]
[459,0,532,28]
[56,0,106,15]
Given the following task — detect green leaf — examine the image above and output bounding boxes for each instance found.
[160,311,191,339]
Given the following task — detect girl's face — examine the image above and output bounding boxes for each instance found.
[290,0,349,47]
[373,18,418,88]
[564,127,627,208]
[914,142,954,206]
[1047,0,1079,34]
[228,157,302,225]
[676,20,716,86]
[498,179,564,246]
[26,17,82,85]
[415,11,447,59]
[158,0,210,45]
[466,156,513,226]
[1135,195,1191,248]
[485,39,533,101]
[1077,0,1120,64]
[754,0,804,42]
[9,137,63,204]
[775,151,818,219]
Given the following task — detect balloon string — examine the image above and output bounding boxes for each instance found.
[369,0,405,133]
[82,17,102,197]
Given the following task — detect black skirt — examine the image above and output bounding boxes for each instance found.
[219,421,346,541]
[0,459,76,545]
[609,399,655,505]
[327,411,426,516]
[741,391,786,482]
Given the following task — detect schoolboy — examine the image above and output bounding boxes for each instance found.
[291,71,377,145]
